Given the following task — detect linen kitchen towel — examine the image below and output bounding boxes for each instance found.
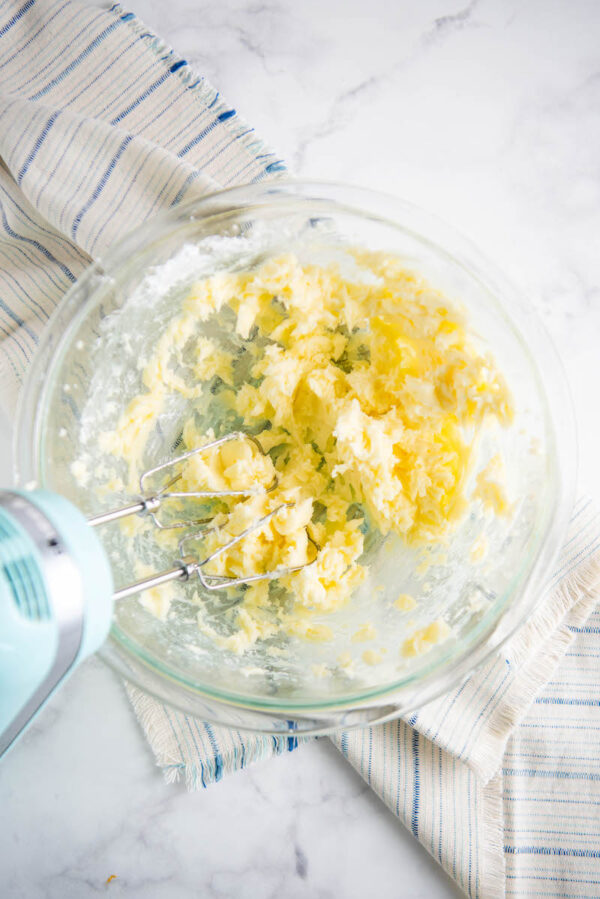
[128,499,600,898]
[1,2,600,896]
[0,0,285,413]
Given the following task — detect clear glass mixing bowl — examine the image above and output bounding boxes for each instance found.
[15,181,575,735]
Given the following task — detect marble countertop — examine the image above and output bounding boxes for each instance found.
[2,0,599,896]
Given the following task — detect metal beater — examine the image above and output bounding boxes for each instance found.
[0,431,318,757]
[88,431,319,598]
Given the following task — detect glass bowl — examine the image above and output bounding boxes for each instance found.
[15,181,575,735]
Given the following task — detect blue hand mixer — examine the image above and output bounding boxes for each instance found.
[0,432,314,758]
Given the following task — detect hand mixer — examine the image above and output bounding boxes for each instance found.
[0,432,317,758]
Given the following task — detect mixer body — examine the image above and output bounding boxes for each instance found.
[0,491,113,757]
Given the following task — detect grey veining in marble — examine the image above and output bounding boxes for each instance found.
[1,1,599,896]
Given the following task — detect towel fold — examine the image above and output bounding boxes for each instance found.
[1,2,599,896]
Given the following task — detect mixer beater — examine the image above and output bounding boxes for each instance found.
[87,431,318,599]
[0,431,318,757]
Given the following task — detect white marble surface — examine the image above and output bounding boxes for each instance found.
[2,0,600,896]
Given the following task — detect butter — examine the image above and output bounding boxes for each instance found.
[98,251,512,656]
[473,454,509,516]
[402,619,452,658]
[337,651,354,669]
[470,533,488,563]
[395,593,417,612]
[362,648,386,666]
[351,623,378,643]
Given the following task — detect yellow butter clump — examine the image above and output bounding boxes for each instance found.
[402,619,452,658]
[395,593,417,612]
[473,454,510,516]
[352,623,378,643]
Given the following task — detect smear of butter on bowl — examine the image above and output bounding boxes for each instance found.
[395,593,417,612]
[473,454,510,516]
[351,623,377,643]
[470,533,488,563]
[401,619,453,658]
[362,649,387,666]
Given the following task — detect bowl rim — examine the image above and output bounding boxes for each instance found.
[14,178,577,723]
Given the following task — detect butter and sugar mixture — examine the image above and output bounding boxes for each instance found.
[100,249,512,655]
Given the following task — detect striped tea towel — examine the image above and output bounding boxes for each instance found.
[1,2,600,896]
[0,0,285,413]
[128,501,600,898]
